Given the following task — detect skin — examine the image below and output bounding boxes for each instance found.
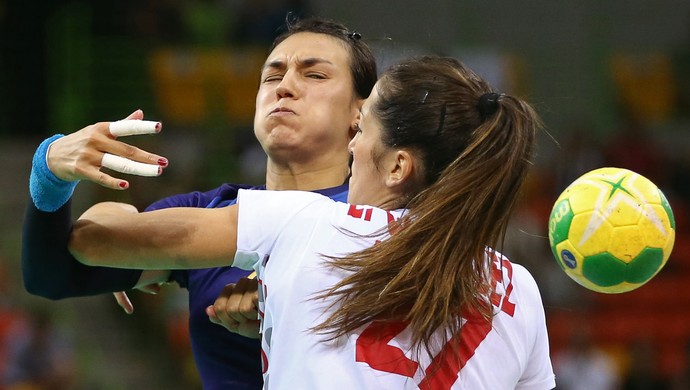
[346,85,416,209]
[68,80,418,272]
[208,84,417,336]
[255,32,360,190]
[43,32,364,321]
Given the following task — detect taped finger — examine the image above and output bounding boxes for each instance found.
[102,153,161,177]
[109,120,161,137]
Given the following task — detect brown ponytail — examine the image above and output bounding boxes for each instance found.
[313,56,541,356]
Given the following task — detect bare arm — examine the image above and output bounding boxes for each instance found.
[69,202,238,269]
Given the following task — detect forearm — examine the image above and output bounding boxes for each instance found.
[69,203,238,270]
[22,200,143,299]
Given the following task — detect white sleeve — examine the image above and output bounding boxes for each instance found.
[232,190,328,271]
[514,264,556,390]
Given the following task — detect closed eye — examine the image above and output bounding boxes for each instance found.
[262,74,283,83]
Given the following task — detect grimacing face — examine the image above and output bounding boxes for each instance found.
[253,32,361,165]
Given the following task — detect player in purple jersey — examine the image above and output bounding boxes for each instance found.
[21,17,377,389]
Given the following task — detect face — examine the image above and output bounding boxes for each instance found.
[254,32,361,164]
[347,84,390,206]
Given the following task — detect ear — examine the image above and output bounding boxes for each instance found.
[384,149,416,189]
[348,99,364,139]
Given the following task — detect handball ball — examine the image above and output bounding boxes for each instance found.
[548,167,675,293]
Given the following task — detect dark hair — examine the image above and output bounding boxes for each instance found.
[314,56,541,357]
[270,17,378,99]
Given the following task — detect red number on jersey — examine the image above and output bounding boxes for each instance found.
[355,305,492,389]
[348,204,374,221]
[355,252,516,389]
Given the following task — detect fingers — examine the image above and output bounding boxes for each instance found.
[210,278,260,330]
[102,119,165,180]
[234,277,259,317]
[109,119,161,137]
[136,283,161,295]
[124,109,144,121]
[114,291,134,314]
[95,117,167,188]
[101,153,162,177]
[45,112,168,189]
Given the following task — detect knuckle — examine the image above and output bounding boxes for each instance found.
[96,172,111,186]
[121,145,138,158]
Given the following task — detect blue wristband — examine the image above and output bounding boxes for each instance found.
[29,134,80,212]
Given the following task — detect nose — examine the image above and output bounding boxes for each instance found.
[276,71,297,99]
[348,132,358,153]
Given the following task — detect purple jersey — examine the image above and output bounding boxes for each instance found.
[145,183,348,390]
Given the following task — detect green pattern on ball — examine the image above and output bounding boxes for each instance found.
[582,248,664,287]
[627,247,664,284]
[549,199,573,269]
[582,253,626,287]
[659,189,675,230]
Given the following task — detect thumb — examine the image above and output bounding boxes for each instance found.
[206,305,220,324]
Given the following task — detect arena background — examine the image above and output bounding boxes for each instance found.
[1,0,689,388]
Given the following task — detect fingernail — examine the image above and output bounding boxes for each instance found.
[158,158,168,167]
[155,122,162,132]
[119,181,128,189]
[157,166,163,175]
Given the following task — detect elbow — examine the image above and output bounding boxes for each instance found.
[68,219,103,266]
[22,274,70,300]
[24,283,67,300]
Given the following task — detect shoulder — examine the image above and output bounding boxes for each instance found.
[146,183,262,211]
[237,189,333,211]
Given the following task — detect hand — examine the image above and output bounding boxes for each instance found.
[207,277,260,339]
[113,284,162,314]
[47,109,168,190]
[113,270,171,314]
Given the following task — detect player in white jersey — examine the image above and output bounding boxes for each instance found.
[69,56,556,389]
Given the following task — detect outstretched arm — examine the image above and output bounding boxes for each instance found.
[69,202,239,270]
[21,110,170,299]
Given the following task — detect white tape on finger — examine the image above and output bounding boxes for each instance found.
[102,153,161,177]
[109,120,161,137]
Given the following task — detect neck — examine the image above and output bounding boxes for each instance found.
[265,158,350,191]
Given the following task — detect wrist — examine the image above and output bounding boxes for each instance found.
[29,134,80,212]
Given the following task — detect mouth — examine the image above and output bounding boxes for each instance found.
[269,107,296,116]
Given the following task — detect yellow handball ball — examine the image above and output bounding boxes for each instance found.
[548,167,675,293]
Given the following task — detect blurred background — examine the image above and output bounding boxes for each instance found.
[1,0,689,389]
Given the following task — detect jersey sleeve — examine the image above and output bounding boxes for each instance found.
[514,264,556,390]
[233,190,329,271]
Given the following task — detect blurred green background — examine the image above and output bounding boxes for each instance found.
[1,0,689,389]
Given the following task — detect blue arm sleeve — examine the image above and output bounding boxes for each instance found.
[22,199,143,299]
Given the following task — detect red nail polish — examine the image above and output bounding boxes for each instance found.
[158,158,168,167]
[155,122,162,132]
[119,181,128,189]
[157,166,163,175]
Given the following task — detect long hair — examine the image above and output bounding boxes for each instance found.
[313,56,541,356]
[270,17,378,100]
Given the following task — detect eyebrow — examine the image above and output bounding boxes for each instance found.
[262,57,335,73]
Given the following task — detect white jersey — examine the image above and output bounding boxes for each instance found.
[233,190,555,390]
